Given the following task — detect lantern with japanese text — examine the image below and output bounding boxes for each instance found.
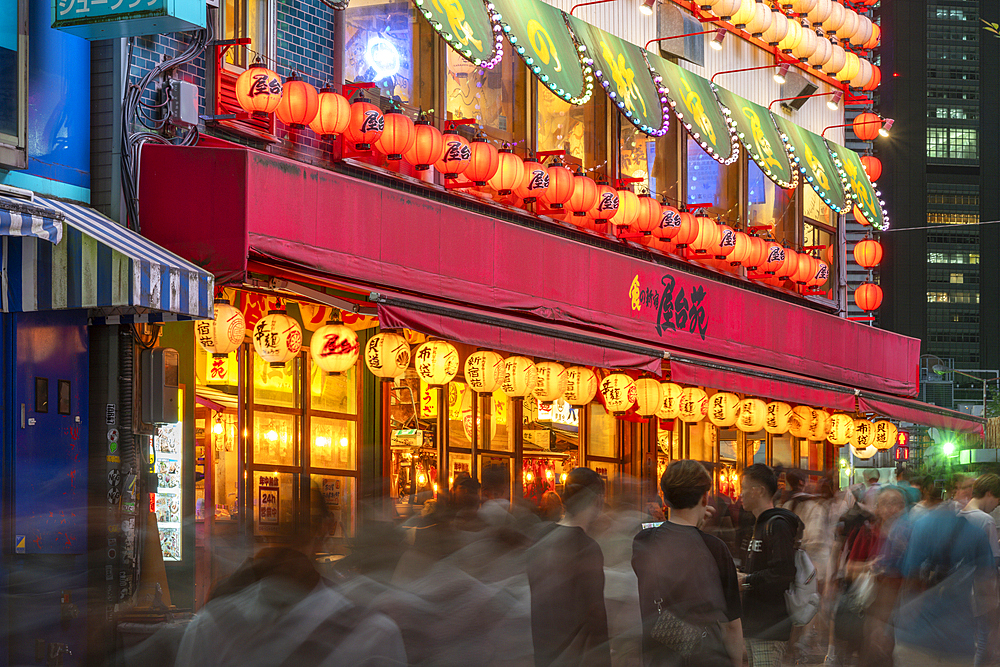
[310,87,351,139]
[712,225,737,260]
[708,392,740,427]
[855,283,883,311]
[635,378,664,416]
[235,60,282,119]
[374,108,415,161]
[196,299,246,358]
[806,408,830,441]
[414,340,460,386]
[789,405,812,438]
[762,242,786,275]
[465,350,506,393]
[533,361,568,403]
[654,205,683,241]
[568,169,599,217]
[634,194,661,235]
[611,188,641,231]
[852,443,877,460]
[515,159,550,203]
[344,96,384,150]
[592,181,619,224]
[872,419,898,451]
[564,366,599,405]
[502,356,538,397]
[253,310,303,368]
[657,383,684,419]
[403,117,445,170]
[465,136,500,186]
[853,239,883,268]
[778,248,799,281]
[674,211,700,249]
[601,374,637,414]
[310,321,360,374]
[859,155,882,182]
[765,402,793,434]
[852,112,881,141]
[678,387,709,422]
[852,418,874,449]
[827,413,856,445]
[807,260,830,289]
[275,73,319,129]
[435,130,473,178]
[735,398,766,432]
[488,148,525,196]
[539,159,575,209]
[364,332,411,379]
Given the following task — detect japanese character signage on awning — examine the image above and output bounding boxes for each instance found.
[825,141,888,230]
[491,0,593,104]
[712,85,797,190]
[647,53,738,165]
[772,114,851,213]
[53,0,206,40]
[565,16,670,136]
[411,0,504,67]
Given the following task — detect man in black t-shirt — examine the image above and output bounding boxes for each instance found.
[633,460,744,667]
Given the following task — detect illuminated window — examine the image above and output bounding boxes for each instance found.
[927,127,978,159]
[536,83,607,170]
[221,0,272,69]
[950,272,964,283]
[344,0,420,105]
[688,135,739,222]
[447,47,521,142]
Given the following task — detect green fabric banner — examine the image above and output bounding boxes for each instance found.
[491,0,591,104]
[565,15,669,136]
[646,53,737,164]
[712,85,797,190]
[772,114,850,213]
[825,141,887,229]
[412,0,502,66]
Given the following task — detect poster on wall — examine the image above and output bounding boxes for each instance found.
[153,422,183,561]
[259,476,280,527]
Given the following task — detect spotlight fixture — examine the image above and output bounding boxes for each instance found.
[640,0,656,15]
[827,90,843,110]
[710,28,727,50]
[878,118,894,137]
[773,63,791,84]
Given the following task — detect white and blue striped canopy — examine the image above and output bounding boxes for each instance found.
[1,197,213,320]
[0,195,64,244]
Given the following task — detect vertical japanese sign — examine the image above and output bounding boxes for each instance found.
[258,476,279,527]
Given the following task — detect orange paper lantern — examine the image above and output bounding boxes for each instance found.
[855,282,883,311]
[611,188,641,230]
[778,248,799,281]
[275,73,319,129]
[403,118,445,170]
[654,205,683,241]
[592,182,619,223]
[853,112,881,141]
[375,108,415,161]
[488,148,525,195]
[762,241,786,275]
[235,61,283,119]
[465,137,500,186]
[344,96,384,150]
[712,225,737,260]
[729,231,751,266]
[853,238,883,268]
[540,159,575,209]
[863,64,881,91]
[435,131,472,178]
[793,253,816,284]
[674,211,700,249]
[807,259,830,288]
[690,216,720,255]
[309,87,351,138]
[568,169,598,217]
[743,235,768,271]
[859,155,882,182]
[634,194,661,235]
[515,159,550,203]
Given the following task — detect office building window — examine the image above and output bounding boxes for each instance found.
[927,291,979,303]
[928,213,978,226]
[950,272,964,283]
[927,127,978,159]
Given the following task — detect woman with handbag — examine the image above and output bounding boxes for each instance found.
[632,460,744,667]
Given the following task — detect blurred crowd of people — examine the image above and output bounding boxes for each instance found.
[128,463,1000,667]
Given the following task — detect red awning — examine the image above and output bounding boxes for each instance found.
[857,392,985,436]
[667,351,858,411]
[372,292,666,375]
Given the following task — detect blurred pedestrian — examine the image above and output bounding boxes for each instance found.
[539,490,564,522]
[632,460,743,667]
[959,473,1000,666]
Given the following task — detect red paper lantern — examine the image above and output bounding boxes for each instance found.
[540,159,575,209]
[634,195,661,235]
[863,65,881,91]
[465,136,500,186]
[853,112,881,141]
[235,60,283,119]
[435,131,472,178]
[309,88,351,139]
[592,182,619,224]
[778,248,799,280]
[488,149,525,195]
[853,238,883,268]
[611,188,641,230]
[859,155,882,182]
[375,108,415,161]
[691,216,720,255]
[762,241,786,275]
[742,236,767,271]
[674,211,699,248]
[403,118,445,170]
[865,23,880,49]
[568,169,598,217]
[793,253,816,284]
[855,283,883,311]
[654,205,683,241]
[709,224,735,260]
[515,159,549,203]
[729,231,751,266]
[344,96,384,150]
[808,259,830,288]
[275,73,318,129]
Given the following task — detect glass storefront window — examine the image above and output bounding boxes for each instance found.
[253,471,295,536]
[485,390,512,453]
[214,413,239,521]
[310,416,356,470]
[447,381,473,448]
[536,84,607,169]
[254,357,299,408]
[801,440,824,471]
[657,422,680,461]
[686,136,739,219]
[312,474,356,538]
[772,435,793,468]
[620,121,679,201]
[804,222,836,294]
[310,363,357,415]
[688,421,716,463]
[253,411,297,466]
[719,428,738,462]
[447,47,518,142]
[748,160,796,246]
[747,432,766,464]
[588,403,616,459]
[344,0,418,105]
[803,184,837,227]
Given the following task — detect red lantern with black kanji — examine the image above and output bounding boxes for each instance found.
[859,155,882,182]
[309,87,351,138]
[435,130,472,178]
[655,205,683,241]
[855,282,883,311]
[808,259,830,288]
[515,159,550,203]
[539,159,574,209]
[403,118,445,170]
[762,241,786,275]
[488,148,525,195]
[275,73,319,129]
[465,136,500,186]
[235,60,283,119]
[852,112,881,141]
[375,108,415,161]
[568,169,598,217]
[592,181,619,223]
[853,238,883,268]
[344,96,384,150]
[634,194,661,235]
[712,224,737,260]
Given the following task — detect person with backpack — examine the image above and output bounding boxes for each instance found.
[738,463,804,667]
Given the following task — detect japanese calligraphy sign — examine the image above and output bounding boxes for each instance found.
[258,475,279,526]
[628,271,709,341]
[412,0,501,66]
[53,0,205,40]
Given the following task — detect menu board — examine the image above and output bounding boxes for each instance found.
[153,422,183,561]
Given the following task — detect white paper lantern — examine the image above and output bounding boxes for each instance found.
[708,392,740,427]
[851,443,877,460]
[678,387,709,422]
[827,413,856,445]
[464,350,505,393]
[253,310,303,368]
[534,361,568,403]
[564,366,598,405]
[788,405,812,439]
[852,418,874,449]
[309,322,360,374]
[502,356,538,397]
[635,378,664,417]
[601,373,637,414]
[656,383,684,419]
[364,332,411,379]
[414,340,460,385]
[806,408,830,441]
[196,299,246,358]
[735,398,766,432]
[765,402,793,434]
[872,419,898,451]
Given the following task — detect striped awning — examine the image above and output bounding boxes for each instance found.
[0,195,64,244]
[2,197,213,320]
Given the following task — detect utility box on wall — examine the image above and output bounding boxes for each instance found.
[52,0,205,40]
[142,347,179,424]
